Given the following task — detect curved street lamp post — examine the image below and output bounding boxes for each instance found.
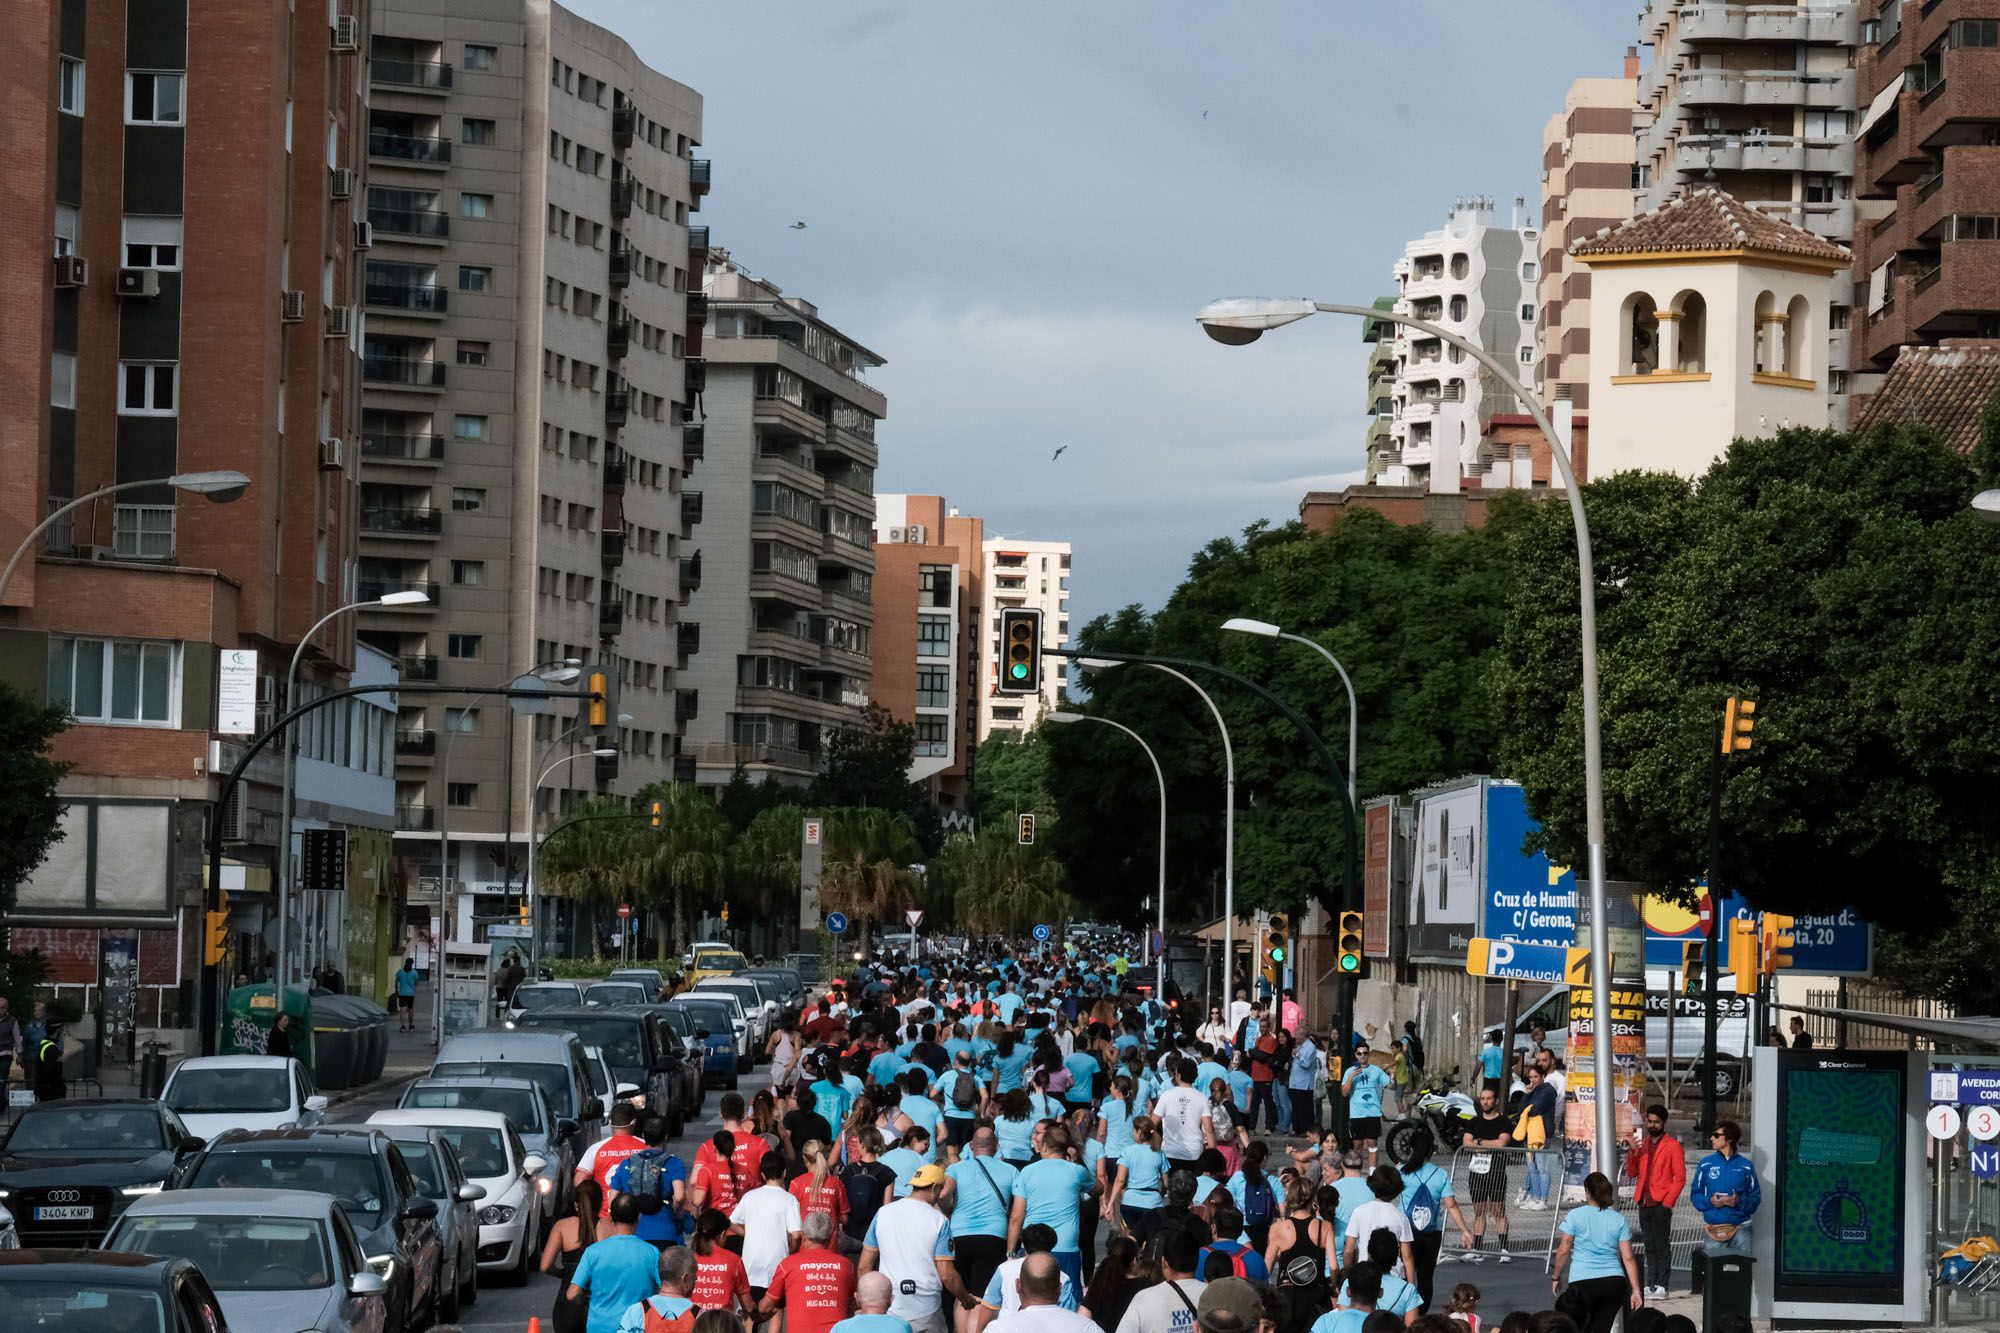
[1047,712,1167,969]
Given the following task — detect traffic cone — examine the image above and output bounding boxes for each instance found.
[527,1320,540,1333]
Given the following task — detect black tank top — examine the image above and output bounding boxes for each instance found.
[1275,1212,1328,1287]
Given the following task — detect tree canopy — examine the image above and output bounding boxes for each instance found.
[0,684,69,915]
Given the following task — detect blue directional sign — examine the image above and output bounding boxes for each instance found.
[1032,923,1052,942]
[1930,1070,2000,1107]
[1973,1146,2000,1180]
[824,911,849,936]
[1645,890,1873,976]
[1464,937,1587,985]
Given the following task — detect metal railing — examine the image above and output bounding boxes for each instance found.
[363,358,448,388]
[361,432,444,462]
[368,207,449,239]
[365,282,448,313]
[371,59,453,90]
[359,506,443,535]
[368,130,452,164]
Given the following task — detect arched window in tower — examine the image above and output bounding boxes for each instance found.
[1624,293,1659,375]
[1785,294,1812,380]
[1673,291,1707,373]
[1753,290,1778,374]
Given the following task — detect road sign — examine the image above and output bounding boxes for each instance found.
[616,903,631,920]
[1928,1105,1963,1140]
[1698,896,1713,934]
[1971,1105,2000,1142]
[1929,1069,2000,1107]
[1032,924,1052,943]
[1975,1146,2000,1180]
[1644,891,1873,975]
[825,911,849,936]
[1464,937,1587,985]
[804,820,822,845]
[906,910,923,928]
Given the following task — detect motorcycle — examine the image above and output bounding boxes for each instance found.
[1385,1070,1477,1164]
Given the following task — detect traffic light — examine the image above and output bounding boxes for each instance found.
[204,890,230,967]
[1761,913,1796,974]
[1266,914,1288,965]
[1727,918,1759,994]
[997,608,1043,695]
[650,799,664,829]
[1336,911,1365,976]
[1018,812,1036,845]
[518,899,530,926]
[1682,941,1705,996]
[587,668,610,730]
[1722,696,1756,754]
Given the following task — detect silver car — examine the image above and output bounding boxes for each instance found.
[102,1188,389,1332]
[369,1124,483,1323]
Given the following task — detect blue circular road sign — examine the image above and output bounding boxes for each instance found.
[1032,923,1052,942]
[825,911,849,935]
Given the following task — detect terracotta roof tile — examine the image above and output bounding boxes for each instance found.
[1572,187,1851,265]
[1853,340,2000,454]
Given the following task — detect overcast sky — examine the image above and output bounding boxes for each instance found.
[573,1,1637,626]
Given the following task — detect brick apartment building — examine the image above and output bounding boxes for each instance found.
[872,496,983,816]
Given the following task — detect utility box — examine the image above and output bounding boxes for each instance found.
[1698,1251,1753,1328]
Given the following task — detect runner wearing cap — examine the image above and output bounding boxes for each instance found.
[859,1162,976,1333]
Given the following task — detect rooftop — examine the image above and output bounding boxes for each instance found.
[1572,187,1850,266]
[1853,340,2000,455]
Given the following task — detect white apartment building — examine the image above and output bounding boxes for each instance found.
[979,537,1072,737]
[1379,198,1540,493]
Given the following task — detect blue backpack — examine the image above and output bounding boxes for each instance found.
[1405,1166,1444,1234]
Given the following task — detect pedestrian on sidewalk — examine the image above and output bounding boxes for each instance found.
[1550,1172,1642,1333]
[1476,1032,1507,1098]
[1459,1086,1514,1264]
[1623,1104,1686,1297]
[1514,1066,1559,1210]
[1340,1045,1392,1169]
[395,957,419,1031]
[266,1012,295,1058]
[1691,1119,1759,1256]
[1286,1033,1322,1139]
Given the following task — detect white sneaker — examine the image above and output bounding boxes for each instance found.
[1651,1286,1669,1298]
[1497,1252,1513,1264]
[1463,1251,1484,1265]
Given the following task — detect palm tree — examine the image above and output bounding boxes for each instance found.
[817,808,923,958]
[537,797,645,960]
[936,823,1081,937]
[633,782,732,956]
[730,803,810,925]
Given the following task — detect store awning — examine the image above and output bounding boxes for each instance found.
[1855,79,1902,140]
[1189,916,1257,948]
[201,859,273,895]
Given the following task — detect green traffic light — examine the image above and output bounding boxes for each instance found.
[1339,954,1359,972]
[1010,663,1029,679]
[1269,947,1286,963]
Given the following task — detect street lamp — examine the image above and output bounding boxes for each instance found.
[523,725,628,967]
[1220,618,1357,806]
[1199,294,1619,1169]
[1047,711,1167,967]
[0,470,252,603]
[276,588,430,994]
[1079,658,1235,1013]
[1972,490,2000,523]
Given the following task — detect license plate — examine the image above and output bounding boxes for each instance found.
[35,1205,94,1221]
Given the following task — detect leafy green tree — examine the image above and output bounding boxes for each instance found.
[930,824,1078,936]
[537,797,646,960]
[818,808,922,956]
[730,802,811,919]
[633,782,732,954]
[972,729,1054,828]
[0,683,69,914]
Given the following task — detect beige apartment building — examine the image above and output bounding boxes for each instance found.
[1539,56,1639,409]
[358,0,706,945]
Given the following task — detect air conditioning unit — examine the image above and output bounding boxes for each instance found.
[216,784,246,844]
[332,14,359,51]
[116,268,161,299]
[318,437,345,471]
[886,526,906,543]
[353,220,373,251]
[324,305,352,337]
[74,544,115,562]
[281,290,306,323]
[53,255,88,288]
[329,167,355,200]
[907,524,927,543]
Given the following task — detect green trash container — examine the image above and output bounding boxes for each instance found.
[221,983,313,1076]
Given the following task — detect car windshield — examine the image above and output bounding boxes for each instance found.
[6,1106,163,1152]
[404,1083,546,1134]
[393,1141,446,1196]
[676,1002,731,1033]
[164,1067,289,1114]
[529,1016,644,1068]
[653,1007,691,1036]
[696,952,748,972]
[515,987,579,1012]
[432,1061,570,1114]
[433,1126,508,1176]
[108,1214,333,1291]
[0,1281,166,1330]
[188,1150,387,1218]
[584,984,647,1006]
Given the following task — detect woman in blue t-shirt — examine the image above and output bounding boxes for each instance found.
[995,1089,1038,1166]
[993,1032,1030,1094]
[1106,1114,1165,1242]
[1397,1128,1472,1312]
[1552,1171,1642,1333]
[1098,1075,1135,1172]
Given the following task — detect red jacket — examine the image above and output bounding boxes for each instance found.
[1624,1132,1687,1207]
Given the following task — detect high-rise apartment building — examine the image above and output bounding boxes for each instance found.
[1539,58,1639,409]
[1633,1,1862,419]
[1852,2,2000,404]
[872,497,981,812]
[357,1,705,941]
[1,0,395,1011]
[978,537,1071,738]
[680,252,882,787]
[1379,199,1540,493]
[1360,299,1399,483]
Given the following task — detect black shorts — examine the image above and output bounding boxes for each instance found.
[1465,1154,1510,1203]
[1349,1115,1383,1140]
[944,1116,976,1150]
[397,994,415,1011]
[954,1234,1007,1301]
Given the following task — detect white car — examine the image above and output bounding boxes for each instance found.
[366,1108,547,1285]
[694,978,769,1055]
[506,980,584,1023]
[160,1055,328,1139]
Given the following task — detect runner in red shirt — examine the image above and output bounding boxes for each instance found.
[755,1211,855,1333]
[789,1139,850,1230]
[688,1209,752,1317]
[574,1102,646,1217]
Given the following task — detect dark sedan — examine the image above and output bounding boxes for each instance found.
[0,1099,203,1247]
[0,1249,235,1331]
[510,1006,692,1135]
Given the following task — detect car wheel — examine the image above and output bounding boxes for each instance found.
[504,1228,533,1286]
[438,1253,462,1323]
[1711,1064,1738,1098]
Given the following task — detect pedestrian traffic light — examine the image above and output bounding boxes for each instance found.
[1728,918,1759,994]
[1761,913,1796,974]
[587,668,610,729]
[1722,695,1756,754]
[650,799,664,828]
[1336,910,1365,977]
[1018,812,1035,845]
[1682,941,1705,996]
[997,608,1043,695]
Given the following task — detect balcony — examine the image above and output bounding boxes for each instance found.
[604,390,629,426]
[610,177,634,219]
[675,691,699,723]
[688,225,709,258]
[399,654,440,681]
[683,423,705,463]
[607,310,631,359]
[678,622,700,657]
[600,527,626,567]
[690,158,711,197]
[359,506,444,536]
[368,130,452,166]
[1675,69,1856,109]
[396,728,437,756]
[1911,52,2000,158]
[361,432,444,463]
[356,578,441,603]
[1912,243,2000,339]
[365,282,448,315]
[371,58,453,92]
[686,292,709,324]
[692,741,819,777]
[367,207,449,240]
[684,360,706,397]
[599,602,625,637]
[363,358,447,389]
[603,457,626,492]
[612,102,635,148]
[1911,147,2000,244]
[609,246,633,289]
[681,492,704,527]
[680,554,703,594]
[1858,89,1929,197]
[396,805,436,832]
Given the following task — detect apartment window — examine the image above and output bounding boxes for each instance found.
[1519,346,1535,365]
[1953,18,2000,48]
[446,782,479,808]
[451,487,486,512]
[59,57,84,114]
[447,633,482,660]
[462,44,496,71]
[453,414,486,439]
[1804,174,1842,204]
[1829,304,1851,330]
[461,117,496,145]
[917,617,951,653]
[1521,303,1536,322]
[916,668,950,709]
[51,352,76,409]
[47,636,179,726]
[458,265,492,292]
[126,70,183,124]
[118,362,177,416]
[456,341,489,367]
[444,707,480,735]
[54,205,79,258]
[450,559,484,586]
[459,193,493,219]
[1521,260,1537,281]
[122,216,182,270]
[1803,110,1852,139]
[915,717,948,749]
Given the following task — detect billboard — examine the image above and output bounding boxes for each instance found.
[1362,800,1393,958]
[1642,890,1874,977]
[1480,782,1578,947]
[1774,1050,1909,1307]
[1409,779,1483,959]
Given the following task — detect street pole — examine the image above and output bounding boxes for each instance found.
[1702,743,1724,1134]
[0,471,251,605]
[524,731,622,971]
[1048,712,1166,976]
[1200,297,1614,1168]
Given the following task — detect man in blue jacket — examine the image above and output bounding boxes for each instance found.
[1691,1118,1761,1255]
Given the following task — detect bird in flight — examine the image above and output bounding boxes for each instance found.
[1202,110,1208,119]
[790,221,807,229]
[1051,445,1069,461]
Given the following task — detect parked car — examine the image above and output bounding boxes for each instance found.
[168,1127,441,1333]
[581,981,652,1009]
[684,946,750,986]
[0,1248,242,1332]
[506,980,584,1023]
[159,1055,329,1139]
[0,1099,204,1247]
[397,1077,568,1228]
[365,1123,482,1321]
[510,1006,691,1135]
[666,996,744,1088]
[431,1029,603,1171]
[636,1004,712,1120]
[692,977,769,1063]
[366,1108,546,1287]
[605,967,669,999]
[741,966,806,1011]
[782,951,827,985]
[103,1188,389,1333]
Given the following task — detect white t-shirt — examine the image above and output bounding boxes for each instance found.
[991,1305,1099,1333]
[730,1183,804,1287]
[1113,1278,1207,1333]
[1545,1070,1567,1099]
[1153,1086,1210,1162]
[982,1257,1077,1314]
[1345,1199,1413,1275]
